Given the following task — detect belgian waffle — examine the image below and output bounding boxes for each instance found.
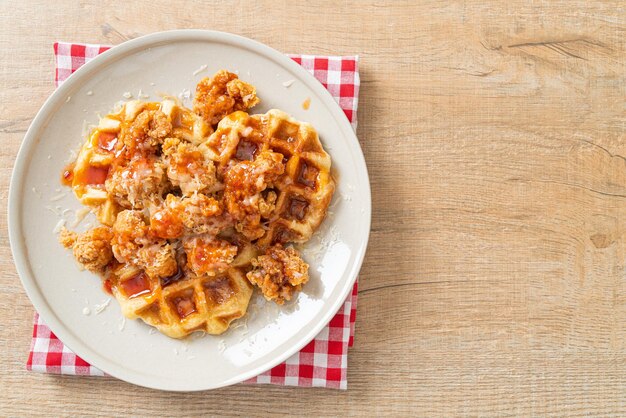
[65,98,211,226]
[109,254,253,338]
[60,70,335,338]
[205,109,336,247]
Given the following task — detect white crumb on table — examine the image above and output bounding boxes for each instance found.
[118,317,126,331]
[122,91,133,99]
[148,328,156,335]
[282,79,295,88]
[65,96,71,103]
[47,155,52,160]
[86,90,93,96]
[137,89,149,99]
[149,82,155,86]
[192,64,208,76]
[173,348,179,355]
[218,340,226,353]
[94,298,111,314]
[82,307,91,316]
[50,193,66,202]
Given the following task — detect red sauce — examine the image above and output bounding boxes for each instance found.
[177,152,200,172]
[150,209,184,239]
[103,279,113,295]
[235,140,259,161]
[288,197,309,220]
[204,276,235,304]
[171,109,182,128]
[121,272,151,298]
[61,162,75,186]
[172,295,196,318]
[84,165,110,185]
[274,227,295,244]
[97,131,118,152]
[296,161,318,188]
[161,266,184,287]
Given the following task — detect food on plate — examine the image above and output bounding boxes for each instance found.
[59,70,335,338]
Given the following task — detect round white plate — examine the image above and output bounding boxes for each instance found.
[9,30,370,391]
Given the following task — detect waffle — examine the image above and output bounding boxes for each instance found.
[205,109,336,247]
[60,71,334,339]
[108,261,253,338]
[66,98,211,226]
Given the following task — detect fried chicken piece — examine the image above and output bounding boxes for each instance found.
[60,226,114,273]
[246,244,309,304]
[223,150,285,239]
[226,78,260,109]
[193,70,260,126]
[162,137,219,195]
[258,190,277,218]
[138,242,178,279]
[121,109,172,154]
[105,155,168,209]
[112,210,177,278]
[149,193,231,239]
[183,235,238,276]
[111,210,147,262]
[58,227,77,248]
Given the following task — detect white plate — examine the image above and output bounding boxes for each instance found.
[8,30,370,391]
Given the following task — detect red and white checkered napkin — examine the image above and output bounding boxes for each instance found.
[27,42,361,390]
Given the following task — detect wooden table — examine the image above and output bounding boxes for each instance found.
[1,1,624,416]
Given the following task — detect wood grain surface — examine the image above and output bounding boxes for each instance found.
[1,1,625,416]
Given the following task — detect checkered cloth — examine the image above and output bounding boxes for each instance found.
[27,42,361,390]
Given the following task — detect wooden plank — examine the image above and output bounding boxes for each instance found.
[0,0,624,415]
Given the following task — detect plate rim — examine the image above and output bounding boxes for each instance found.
[8,29,371,391]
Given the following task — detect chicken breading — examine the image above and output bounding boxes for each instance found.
[193,70,260,126]
[246,244,309,304]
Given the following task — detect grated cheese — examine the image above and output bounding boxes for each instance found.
[192,64,208,76]
[52,219,65,234]
[50,193,66,202]
[71,207,91,227]
[94,298,111,314]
